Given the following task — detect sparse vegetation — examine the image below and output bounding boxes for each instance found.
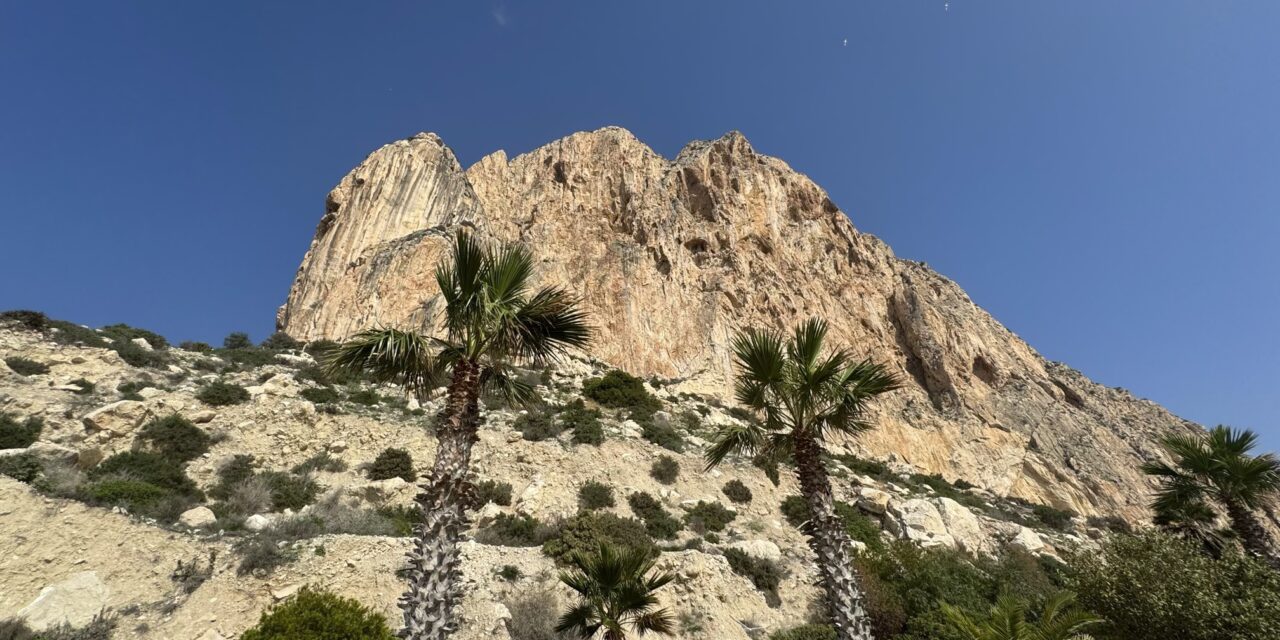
[627,492,683,540]
[197,380,250,406]
[239,587,397,640]
[300,387,340,404]
[0,413,42,449]
[292,451,348,474]
[639,416,686,452]
[583,369,661,416]
[260,332,302,350]
[542,512,656,564]
[0,309,48,331]
[4,356,49,376]
[223,332,253,349]
[476,513,557,547]
[684,500,736,533]
[0,452,43,483]
[347,389,382,406]
[578,481,615,510]
[723,547,784,595]
[504,588,568,640]
[136,414,212,462]
[561,399,604,445]
[498,565,522,581]
[515,409,562,441]
[722,479,753,504]
[179,341,212,352]
[650,455,679,484]
[769,625,837,640]
[475,479,513,506]
[366,447,415,482]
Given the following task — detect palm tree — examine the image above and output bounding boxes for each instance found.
[705,319,900,640]
[1142,426,1280,567]
[326,231,590,640]
[556,543,676,640]
[941,591,1100,640]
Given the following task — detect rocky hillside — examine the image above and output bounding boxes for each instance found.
[277,127,1197,520]
[0,322,1103,639]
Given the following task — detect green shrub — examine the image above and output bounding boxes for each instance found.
[179,341,212,352]
[89,451,201,498]
[2,613,118,640]
[639,417,685,452]
[0,413,42,449]
[260,332,302,350]
[475,479,513,506]
[1067,532,1280,640]
[45,320,109,348]
[769,624,837,640]
[223,332,253,349]
[578,481,615,510]
[0,309,48,331]
[115,339,171,368]
[260,471,321,511]
[292,451,347,474]
[4,357,49,376]
[627,492,683,540]
[504,588,565,640]
[780,495,810,528]
[1031,504,1075,531]
[498,565,522,581]
[240,587,396,640]
[84,478,171,506]
[684,500,736,533]
[476,513,557,547]
[217,347,280,369]
[831,454,892,480]
[722,479,753,504]
[137,414,212,462]
[197,381,250,406]
[515,410,562,441]
[67,378,95,394]
[561,399,604,445]
[376,505,422,537]
[367,448,414,482]
[301,387,340,404]
[582,369,661,416]
[347,389,382,406]
[782,496,883,552]
[542,512,655,564]
[723,547,783,593]
[209,454,258,500]
[101,323,168,350]
[0,453,43,483]
[650,455,679,484]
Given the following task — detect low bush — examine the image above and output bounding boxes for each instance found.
[179,341,212,352]
[515,410,562,441]
[347,389,382,406]
[639,417,685,453]
[209,454,258,500]
[217,347,280,369]
[769,625,837,640]
[89,451,201,498]
[197,381,250,406]
[650,455,679,484]
[45,319,109,348]
[541,512,655,564]
[722,479,753,504]
[504,588,565,640]
[684,500,736,533]
[260,332,302,350]
[223,332,253,349]
[498,565,522,581]
[475,479,513,506]
[0,309,48,331]
[582,369,661,416]
[113,339,169,368]
[578,481,615,510]
[100,323,168,350]
[0,614,118,640]
[476,513,557,547]
[561,399,604,445]
[137,414,212,462]
[1031,504,1075,531]
[4,357,49,376]
[259,471,321,511]
[723,547,783,594]
[0,453,43,483]
[239,587,397,640]
[1086,514,1133,534]
[301,387,340,404]
[0,413,42,449]
[367,448,415,482]
[376,505,422,537]
[627,492,683,540]
[292,452,347,474]
[780,495,811,529]
[67,377,95,394]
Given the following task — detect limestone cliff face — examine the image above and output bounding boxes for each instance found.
[278,127,1197,519]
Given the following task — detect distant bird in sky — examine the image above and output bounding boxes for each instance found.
[843,38,848,46]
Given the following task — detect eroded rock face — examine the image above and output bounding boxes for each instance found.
[278,127,1198,519]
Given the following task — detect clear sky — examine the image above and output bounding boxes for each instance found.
[1,2,1276,451]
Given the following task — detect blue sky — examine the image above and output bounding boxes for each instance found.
[0,2,1276,451]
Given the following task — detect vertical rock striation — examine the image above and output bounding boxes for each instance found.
[279,127,1198,519]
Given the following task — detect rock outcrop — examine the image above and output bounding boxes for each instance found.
[278,127,1199,519]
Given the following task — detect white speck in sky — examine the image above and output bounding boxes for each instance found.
[492,6,509,27]
[843,38,848,47]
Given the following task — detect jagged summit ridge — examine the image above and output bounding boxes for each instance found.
[279,127,1197,519]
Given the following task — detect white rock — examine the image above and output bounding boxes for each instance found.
[130,337,153,351]
[725,540,782,562]
[179,506,217,529]
[1009,526,1045,553]
[327,440,348,453]
[137,387,163,399]
[81,400,153,437]
[932,497,988,555]
[194,631,226,640]
[271,583,301,601]
[17,571,110,631]
[889,498,955,548]
[244,514,272,531]
[856,487,892,515]
[191,410,216,424]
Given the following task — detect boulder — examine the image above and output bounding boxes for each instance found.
[190,410,216,424]
[932,498,989,555]
[856,487,892,515]
[81,400,152,437]
[179,506,217,528]
[888,498,955,548]
[725,540,782,562]
[1009,526,1046,553]
[244,514,273,532]
[17,571,110,631]
[130,337,153,351]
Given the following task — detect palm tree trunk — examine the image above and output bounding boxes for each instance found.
[792,433,876,640]
[1224,498,1280,569]
[399,359,483,640]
